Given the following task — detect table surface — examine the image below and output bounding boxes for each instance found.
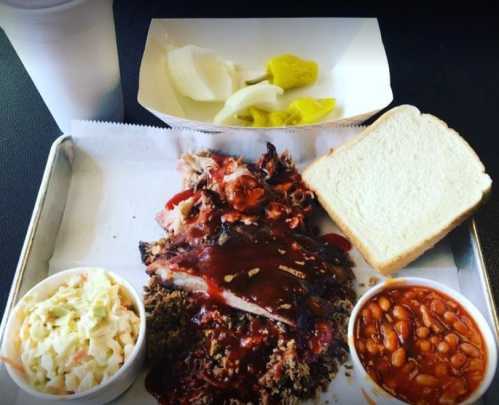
[0,2,498,379]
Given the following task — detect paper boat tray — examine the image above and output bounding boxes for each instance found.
[138,18,393,131]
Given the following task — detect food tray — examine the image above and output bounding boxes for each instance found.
[0,122,497,404]
[138,18,393,131]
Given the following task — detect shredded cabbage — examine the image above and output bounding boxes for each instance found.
[17,270,140,395]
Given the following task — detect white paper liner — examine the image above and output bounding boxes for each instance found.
[13,121,458,405]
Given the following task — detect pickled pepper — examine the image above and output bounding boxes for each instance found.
[247,107,269,127]
[286,97,335,125]
[246,54,319,90]
[236,97,335,127]
[268,111,292,127]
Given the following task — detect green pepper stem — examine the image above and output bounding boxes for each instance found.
[245,73,270,86]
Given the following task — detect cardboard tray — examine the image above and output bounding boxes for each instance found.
[138,18,393,131]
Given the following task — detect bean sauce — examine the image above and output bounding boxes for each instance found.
[354,286,487,405]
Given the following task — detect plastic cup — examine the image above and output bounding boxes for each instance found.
[0,0,124,133]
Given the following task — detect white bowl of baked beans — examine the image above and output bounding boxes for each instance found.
[348,277,497,405]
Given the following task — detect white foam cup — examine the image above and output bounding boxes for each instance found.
[0,0,124,133]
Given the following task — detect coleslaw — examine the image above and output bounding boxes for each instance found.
[16,270,140,395]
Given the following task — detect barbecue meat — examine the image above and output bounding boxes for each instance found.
[145,222,354,326]
[141,143,353,325]
[140,143,356,404]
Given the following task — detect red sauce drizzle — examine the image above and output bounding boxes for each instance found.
[167,232,352,325]
[321,233,352,252]
[165,188,195,209]
[145,293,339,404]
[205,277,224,304]
[309,321,334,354]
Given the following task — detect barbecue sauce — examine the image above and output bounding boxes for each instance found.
[321,232,352,252]
[145,283,280,403]
[167,229,352,325]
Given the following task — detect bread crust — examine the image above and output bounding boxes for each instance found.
[303,105,492,275]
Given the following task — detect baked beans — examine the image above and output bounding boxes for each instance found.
[354,286,487,404]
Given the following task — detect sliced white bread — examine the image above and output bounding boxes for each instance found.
[303,105,492,275]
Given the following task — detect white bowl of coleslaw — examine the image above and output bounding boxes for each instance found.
[1,267,146,404]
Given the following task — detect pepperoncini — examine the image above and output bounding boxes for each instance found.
[219,96,335,127]
[237,107,270,127]
[268,111,292,127]
[248,107,269,127]
[286,97,335,125]
[246,54,318,90]
[237,97,334,127]
[213,81,283,125]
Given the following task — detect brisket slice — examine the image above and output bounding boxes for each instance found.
[146,224,354,327]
